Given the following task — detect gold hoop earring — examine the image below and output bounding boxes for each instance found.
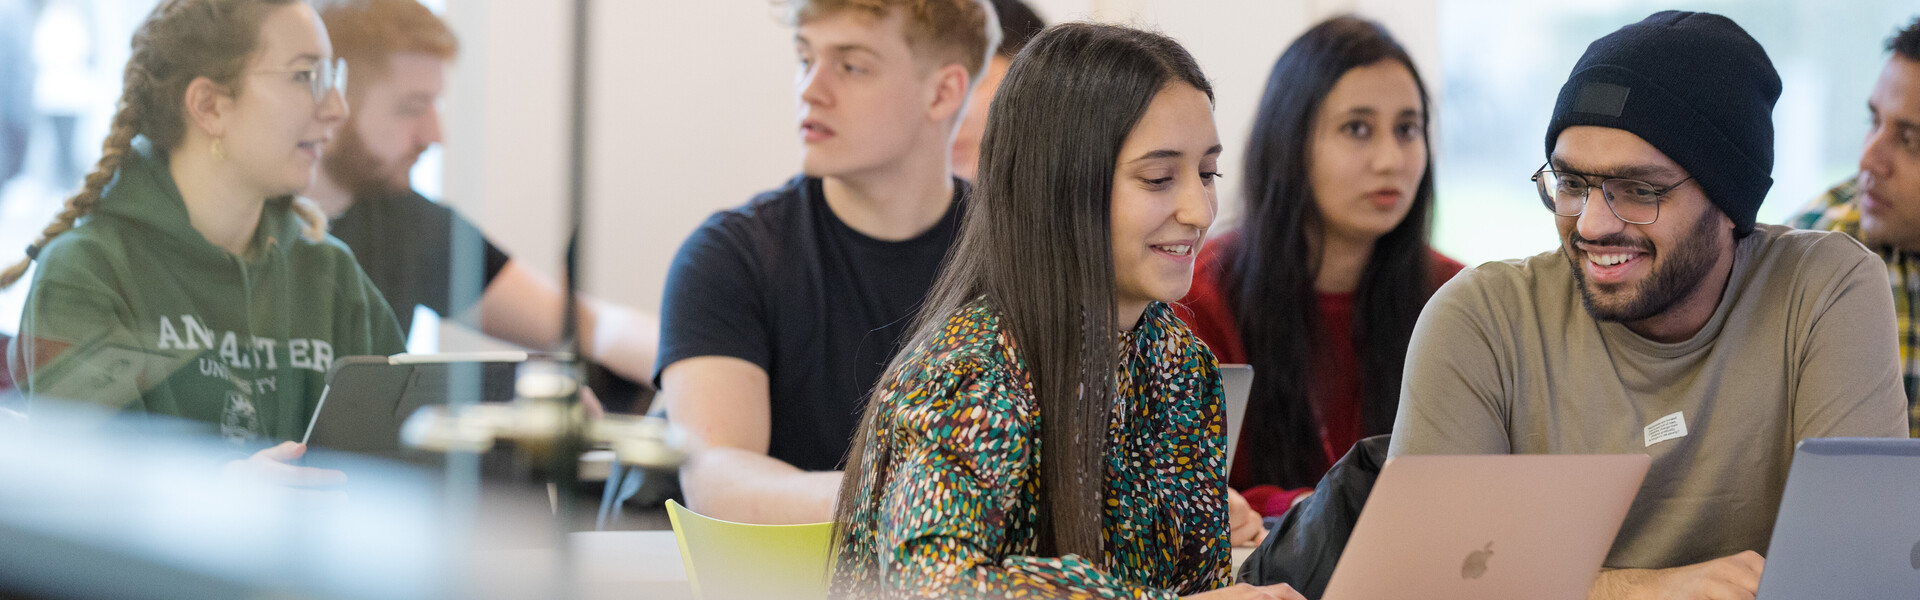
[210,139,225,161]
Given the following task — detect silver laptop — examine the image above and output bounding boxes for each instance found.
[1220,364,1253,469]
[1321,454,1650,600]
[1756,437,1920,599]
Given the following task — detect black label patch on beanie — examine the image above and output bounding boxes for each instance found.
[1573,82,1631,117]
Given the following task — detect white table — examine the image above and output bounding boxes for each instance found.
[574,531,693,600]
[460,531,691,600]
[494,531,1253,600]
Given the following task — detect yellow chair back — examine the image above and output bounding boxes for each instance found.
[664,499,834,600]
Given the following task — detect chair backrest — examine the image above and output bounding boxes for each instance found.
[664,499,834,600]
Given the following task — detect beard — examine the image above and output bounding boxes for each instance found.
[323,120,421,201]
[1565,208,1723,323]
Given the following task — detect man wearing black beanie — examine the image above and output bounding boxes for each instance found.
[1391,11,1908,600]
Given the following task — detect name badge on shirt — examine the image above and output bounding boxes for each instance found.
[1644,411,1688,447]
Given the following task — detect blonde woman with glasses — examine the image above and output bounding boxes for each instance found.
[4,0,404,482]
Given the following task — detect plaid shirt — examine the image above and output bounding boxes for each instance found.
[1790,178,1920,437]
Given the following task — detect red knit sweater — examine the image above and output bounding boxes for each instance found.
[1177,232,1465,516]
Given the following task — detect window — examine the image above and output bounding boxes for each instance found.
[1433,0,1914,264]
[0,0,157,336]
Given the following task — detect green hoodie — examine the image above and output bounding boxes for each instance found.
[13,136,405,443]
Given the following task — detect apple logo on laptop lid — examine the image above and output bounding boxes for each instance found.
[1461,542,1494,580]
[1909,538,1919,571]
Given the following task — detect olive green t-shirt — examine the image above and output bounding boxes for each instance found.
[1391,224,1909,569]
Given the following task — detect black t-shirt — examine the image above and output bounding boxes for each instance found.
[656,175,967,472]
[329,190,511,333]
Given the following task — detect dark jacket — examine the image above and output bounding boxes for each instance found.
[1239,434,1391,597]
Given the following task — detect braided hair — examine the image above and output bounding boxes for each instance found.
[0,0,315,289]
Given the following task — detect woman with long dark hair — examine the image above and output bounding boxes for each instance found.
[830,22,1302,600]
[1181,16,1465,522]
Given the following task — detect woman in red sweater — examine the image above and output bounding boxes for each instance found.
[1181,16,1464,533]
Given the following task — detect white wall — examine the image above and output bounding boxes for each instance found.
[436,0,1443,319]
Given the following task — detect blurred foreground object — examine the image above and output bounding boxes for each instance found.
[400,356,688,472]
[0,403,450,600]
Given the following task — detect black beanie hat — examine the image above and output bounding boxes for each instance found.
[1545,11,1781,235]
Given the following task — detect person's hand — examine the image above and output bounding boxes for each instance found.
[1227,487,1268,547]
[1645,551,1764,600]
[1183,582,1307,600]
[221,441,348,488]
[1587,551,1764,600]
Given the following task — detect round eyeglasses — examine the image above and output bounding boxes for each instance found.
[1531,163,1693,225]
[251,58,348,105]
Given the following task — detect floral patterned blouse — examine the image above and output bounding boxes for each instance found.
[830,300,1232,599]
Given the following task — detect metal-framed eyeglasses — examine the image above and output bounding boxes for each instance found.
[1531,163,1694,225]
[252,58,348,105]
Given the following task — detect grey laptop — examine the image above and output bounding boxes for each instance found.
[1756,437,1920,599]
[302,352,526,455]
[1220,364,1253,469]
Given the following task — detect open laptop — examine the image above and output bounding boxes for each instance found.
[1219,364,1253,469]
[1320,453,1651,600]
[1755,437,1920,599]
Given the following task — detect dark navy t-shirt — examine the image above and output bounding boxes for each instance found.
[656,175,966,471]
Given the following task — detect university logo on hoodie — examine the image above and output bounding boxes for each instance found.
[155,313,336,441]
